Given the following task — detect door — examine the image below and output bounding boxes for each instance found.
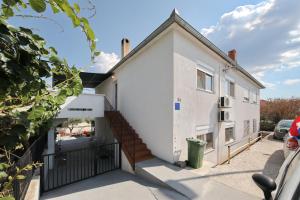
[114,82,118,110]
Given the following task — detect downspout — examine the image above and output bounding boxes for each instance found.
[217,64,222,163]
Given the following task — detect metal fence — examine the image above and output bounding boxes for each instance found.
[13,134,47,200]
[41,142,121,192]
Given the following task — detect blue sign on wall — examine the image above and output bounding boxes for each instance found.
[175,102,180,110]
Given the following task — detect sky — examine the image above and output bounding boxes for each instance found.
[7,0,300,99]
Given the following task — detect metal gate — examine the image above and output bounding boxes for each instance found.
[41,142,121,192]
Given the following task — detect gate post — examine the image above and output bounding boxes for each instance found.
[119,143,122,169]
[94,146,97,176]
[40,155,44,193]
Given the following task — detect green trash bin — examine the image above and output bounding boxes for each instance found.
[186,138,207,169]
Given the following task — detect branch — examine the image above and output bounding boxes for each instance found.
[82,0,96,19]
[14,14,64,32]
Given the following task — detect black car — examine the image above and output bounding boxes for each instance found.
[273,120,293,140]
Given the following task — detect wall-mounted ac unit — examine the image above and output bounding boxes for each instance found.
[219,96,231,108]
[219,110,231,122]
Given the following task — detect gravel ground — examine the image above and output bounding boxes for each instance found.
[191,133,285,198]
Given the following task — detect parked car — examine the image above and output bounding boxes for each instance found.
[273,120,293,140]
[252,147,300,200]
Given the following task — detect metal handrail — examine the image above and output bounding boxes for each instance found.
[226,132,265,164]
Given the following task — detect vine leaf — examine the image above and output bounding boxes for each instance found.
[2,6,14,17]
[29,0,46,13]
[74,3,80,14]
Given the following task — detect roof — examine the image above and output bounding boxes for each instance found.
[53,72,111,88]
[108,9,265,89]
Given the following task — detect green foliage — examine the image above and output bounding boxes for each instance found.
[29,0,46,13]
[0,149,42,199]
[62,118,82,134]
[0,1,98,198]
[0,20,83,150]
[0,0,98,58]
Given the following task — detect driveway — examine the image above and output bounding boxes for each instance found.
[41,170,188,200]
[190,133,285,198]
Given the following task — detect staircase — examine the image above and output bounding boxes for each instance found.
[105,111,153,168]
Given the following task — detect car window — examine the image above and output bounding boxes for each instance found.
[277,150,300,199]
[279,120,293,128]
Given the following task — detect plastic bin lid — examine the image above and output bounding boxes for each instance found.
[186,138,207,145]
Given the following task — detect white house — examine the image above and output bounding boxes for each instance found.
[93,10,265,165]
[39,10,261,169]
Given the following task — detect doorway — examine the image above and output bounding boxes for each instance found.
[114,82,118,110]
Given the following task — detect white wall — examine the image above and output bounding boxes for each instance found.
[56,94,105,118]
[96,28,175,163]
[173,27,221,163]
[96,24,261,165]
[172,25,261,164]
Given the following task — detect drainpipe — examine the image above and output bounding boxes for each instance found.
[217,64,222,163]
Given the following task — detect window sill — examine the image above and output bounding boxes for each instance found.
[196,88,214,94]
[204,148,215,154]
[225,139,235,146]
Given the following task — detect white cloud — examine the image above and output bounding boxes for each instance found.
[201,0,300,88]
[88,52,120,73]
[283,79,300,85]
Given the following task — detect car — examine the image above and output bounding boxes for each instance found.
[252,147,300,200]
[273,120,293,140]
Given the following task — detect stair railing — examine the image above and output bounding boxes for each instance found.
[103,96,135,170]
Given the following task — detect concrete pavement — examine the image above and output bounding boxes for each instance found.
[190,133,285,198]
[41,170,188,200]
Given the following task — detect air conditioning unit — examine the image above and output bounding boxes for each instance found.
[219,96,231,108]
[219,110,231,122]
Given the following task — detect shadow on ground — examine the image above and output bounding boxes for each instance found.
[41,170,188,200]
[262,149,285,179]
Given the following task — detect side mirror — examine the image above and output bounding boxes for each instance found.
[252,173,276,200]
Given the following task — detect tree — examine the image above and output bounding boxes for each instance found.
[260,98,300,131]
[62,118,82,135]
[0,0,98,151]
[0,1,99,198]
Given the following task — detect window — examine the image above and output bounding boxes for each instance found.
[252,90,258,103]
[244,120,250,136]
[197,132,214,151]
[243,88,250,102]
[253,119,257,133]
[225,127,235,143]
[224,79,235,97]
[197,69,213,92]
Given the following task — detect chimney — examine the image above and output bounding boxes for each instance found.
[121,38,130,58]
[228,49,237,61]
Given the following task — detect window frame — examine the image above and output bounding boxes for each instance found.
[197,132,214,152]
[196,125,215,152]
[225,126,235,144]
[224,78,235,97]
[253,119,257,133]
[243,120,250,136]
[243,88,250,102]
[252,90,258,104]
[196,68,214,93]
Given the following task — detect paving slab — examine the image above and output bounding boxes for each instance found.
[41,170,188,200]
[190,134,285,198]
[136,158,260,200]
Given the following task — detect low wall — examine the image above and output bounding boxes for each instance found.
[24,169,40,200]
